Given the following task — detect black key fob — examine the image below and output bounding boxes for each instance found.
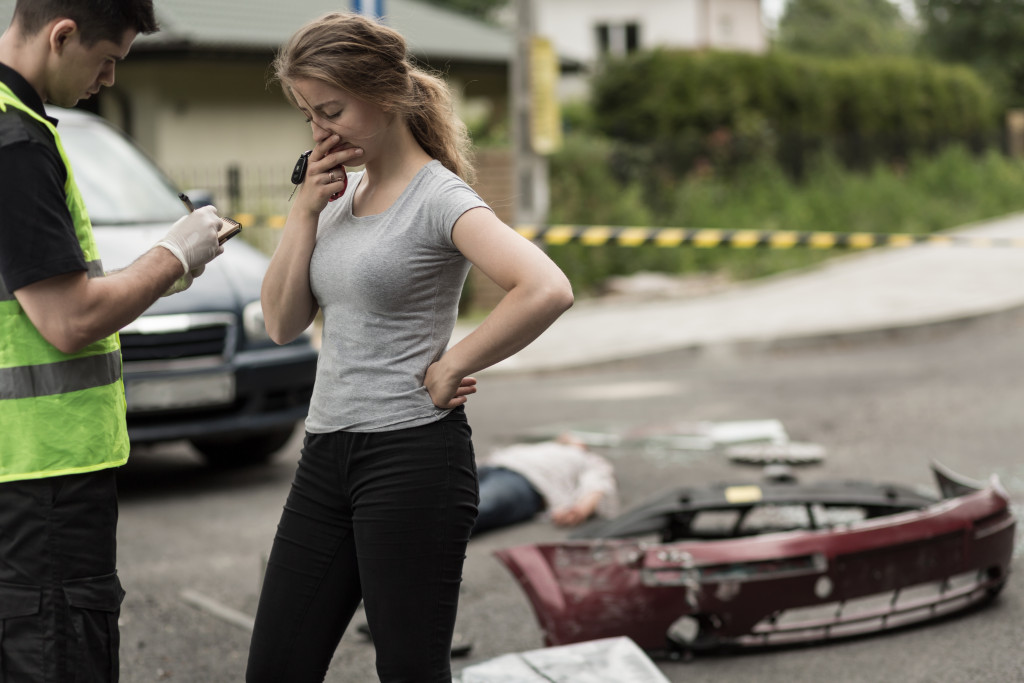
[291,150,312,185]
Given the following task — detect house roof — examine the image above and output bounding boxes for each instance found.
[0,0,513,63]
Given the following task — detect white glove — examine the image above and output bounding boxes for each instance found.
[161,265,205,297]
[156,206,224,275]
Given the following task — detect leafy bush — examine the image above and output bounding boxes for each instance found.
[546,136,1024,295]
[532,51,1014,299]
[591,50,1000,180]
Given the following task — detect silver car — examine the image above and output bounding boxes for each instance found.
[56,106,317,467]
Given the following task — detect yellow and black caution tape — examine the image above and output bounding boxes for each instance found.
[514,225,1024,250]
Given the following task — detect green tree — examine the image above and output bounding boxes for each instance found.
[415,0,507,22]
[778,0,914,57]
[915,0,1024,105]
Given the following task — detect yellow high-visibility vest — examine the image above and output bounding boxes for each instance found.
[0,82,128,483]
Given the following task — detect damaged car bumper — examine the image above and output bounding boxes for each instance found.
[495,463,1015,657]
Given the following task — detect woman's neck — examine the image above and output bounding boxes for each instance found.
[352,121,433,217]
[362,119,432,185]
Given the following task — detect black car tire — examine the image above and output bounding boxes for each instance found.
[190,425,297,468]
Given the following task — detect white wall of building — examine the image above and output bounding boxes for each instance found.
[534,0,766,99]
[709,0,767,52]
[100,59,491,216]
[535,0,700,64]
[106,61,304,171]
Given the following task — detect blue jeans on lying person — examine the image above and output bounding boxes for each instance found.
[473,465,545,534]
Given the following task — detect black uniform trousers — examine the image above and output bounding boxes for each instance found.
[0,469,123,683]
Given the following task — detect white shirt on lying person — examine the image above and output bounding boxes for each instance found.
[483,440,620,520]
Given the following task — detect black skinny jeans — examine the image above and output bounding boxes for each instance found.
[245,407,478,683]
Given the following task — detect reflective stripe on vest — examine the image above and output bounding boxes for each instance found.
[0,82,129,483]
[0,350,121,400]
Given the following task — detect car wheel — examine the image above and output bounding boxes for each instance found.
[190,425,297,468]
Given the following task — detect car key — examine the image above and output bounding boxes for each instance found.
[288,150,313,200]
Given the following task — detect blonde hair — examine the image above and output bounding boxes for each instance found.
[273,12,475,183]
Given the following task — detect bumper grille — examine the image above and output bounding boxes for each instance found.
[120,313,235,362]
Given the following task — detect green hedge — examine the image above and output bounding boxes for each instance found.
[546,139,1024,295]
[591,50,1000,178]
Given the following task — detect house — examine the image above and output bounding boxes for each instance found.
[531,0,767,99]
[0,0,514,217]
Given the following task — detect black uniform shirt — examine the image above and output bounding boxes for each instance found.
[0,62,85,295]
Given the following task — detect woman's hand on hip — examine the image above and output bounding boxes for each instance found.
[425,361,477,409]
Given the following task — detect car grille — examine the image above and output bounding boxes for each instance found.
[120,313,235,362]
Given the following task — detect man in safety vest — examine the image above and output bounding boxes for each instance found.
[0,2,225,681]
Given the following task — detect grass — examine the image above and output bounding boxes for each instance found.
[545,141,1024,295]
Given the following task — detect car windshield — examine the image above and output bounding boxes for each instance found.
[57,112,185,225]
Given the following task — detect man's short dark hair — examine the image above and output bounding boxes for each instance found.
[14,0,159,45]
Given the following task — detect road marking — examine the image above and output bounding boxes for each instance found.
[560,380,682,401]
[180,589,254,632]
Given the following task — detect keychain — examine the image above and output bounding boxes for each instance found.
[287,150,312,201]
[287,149,345,202]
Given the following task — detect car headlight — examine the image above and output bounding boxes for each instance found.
[243,300,270,343]
[242,300,314,345]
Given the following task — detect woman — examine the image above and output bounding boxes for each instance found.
[246,12,573,683]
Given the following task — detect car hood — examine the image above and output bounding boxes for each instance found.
[93,223,269,316]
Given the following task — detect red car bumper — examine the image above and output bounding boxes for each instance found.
[496,463,1015,657]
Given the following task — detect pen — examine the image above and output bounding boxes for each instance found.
[178,192,242,244]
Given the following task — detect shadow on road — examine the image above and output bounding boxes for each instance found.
[116,442,296,502]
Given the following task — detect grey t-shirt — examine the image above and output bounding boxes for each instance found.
[306,160,489,433]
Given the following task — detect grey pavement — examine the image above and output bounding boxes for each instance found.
[455,212,1024,373]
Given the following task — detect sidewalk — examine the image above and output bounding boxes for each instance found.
[454,212,1024,374]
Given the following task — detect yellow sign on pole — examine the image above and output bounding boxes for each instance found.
[529,36,563,155]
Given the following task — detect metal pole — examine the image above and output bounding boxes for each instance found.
[227,164,241,215]
[511,0,549,226]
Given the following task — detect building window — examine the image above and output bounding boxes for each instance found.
[596,22,641,58]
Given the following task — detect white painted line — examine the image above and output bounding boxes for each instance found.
[180,589,255,632]
[560,381,683,401]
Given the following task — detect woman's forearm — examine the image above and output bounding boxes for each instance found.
[433,206,574,408]
[441,277,573,378]
[261,208,320,344]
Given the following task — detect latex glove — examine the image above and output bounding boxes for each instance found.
[156,206,224,275]
[161,265,205,297]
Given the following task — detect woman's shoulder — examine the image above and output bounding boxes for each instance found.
[418,161,484,204]
[420,160,469,188]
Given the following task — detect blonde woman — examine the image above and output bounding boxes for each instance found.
[247,12,573,683]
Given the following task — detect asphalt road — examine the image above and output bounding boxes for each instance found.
[115,309,1024,682]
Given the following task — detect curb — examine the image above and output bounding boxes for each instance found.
[470,292,1024,377]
